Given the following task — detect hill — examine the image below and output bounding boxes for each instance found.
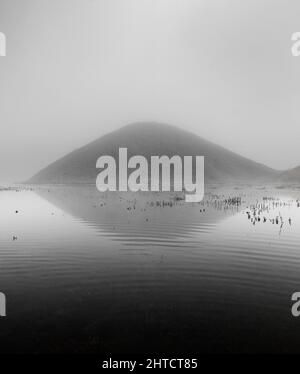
[278,166,300,183]
[28,122,277,184]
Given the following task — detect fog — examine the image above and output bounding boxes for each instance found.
[0,0,299,182]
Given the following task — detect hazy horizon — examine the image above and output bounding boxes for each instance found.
[1,0,300,182]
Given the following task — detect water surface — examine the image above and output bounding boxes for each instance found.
[0,185,300,353]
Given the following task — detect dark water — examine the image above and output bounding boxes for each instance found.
[0,185,300,353]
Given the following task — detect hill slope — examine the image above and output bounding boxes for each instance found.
[28,122,277,184]
[278,166,300,183]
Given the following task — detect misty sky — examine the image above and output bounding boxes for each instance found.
[0,0,300,182]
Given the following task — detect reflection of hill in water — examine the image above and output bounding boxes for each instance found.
[35,185,242,241]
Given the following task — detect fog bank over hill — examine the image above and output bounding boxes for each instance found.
[1,1,300,182]
[28,122,279,185]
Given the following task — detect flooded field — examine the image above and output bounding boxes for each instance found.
[0,184,300,353]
